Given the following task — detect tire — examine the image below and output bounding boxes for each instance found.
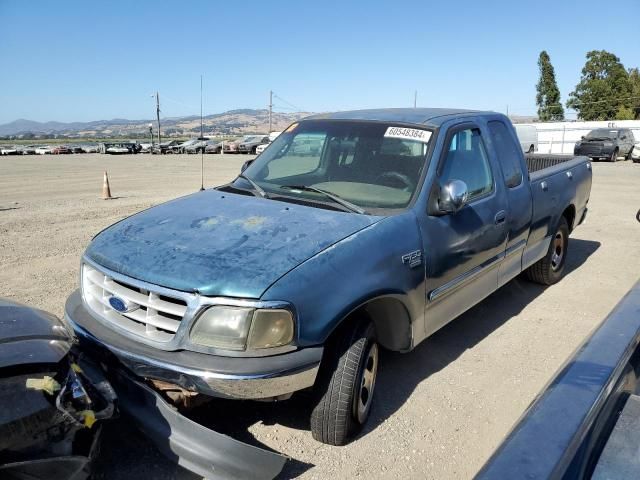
[310,317,378,446]
[609,148,618,162]
[626,148,633,161]
[525,216,569,285]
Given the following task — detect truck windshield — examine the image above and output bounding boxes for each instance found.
[586,129,618,139]
[239,120,433,211]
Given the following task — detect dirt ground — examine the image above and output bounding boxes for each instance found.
[1,154,639,479]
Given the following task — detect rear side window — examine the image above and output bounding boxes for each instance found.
[440,128,493,201]
[488,121,523,188]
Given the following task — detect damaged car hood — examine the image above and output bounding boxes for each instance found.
[0,299,71,370]
[85,190,379,298]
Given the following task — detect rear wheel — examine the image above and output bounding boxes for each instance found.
[525,216,569,285]
[310,317,378,446]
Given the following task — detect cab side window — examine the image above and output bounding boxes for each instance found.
[440,128,494,201]
[488,120,524,188]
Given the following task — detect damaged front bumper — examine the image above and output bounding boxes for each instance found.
[111,368,287,479]
[65,290,322,400]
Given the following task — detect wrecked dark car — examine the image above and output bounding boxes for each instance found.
[0,298,116,480]
[0,298,287,480]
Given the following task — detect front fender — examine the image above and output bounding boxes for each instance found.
[261,211,426,349]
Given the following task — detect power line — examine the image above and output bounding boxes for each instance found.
[272,92,304,112]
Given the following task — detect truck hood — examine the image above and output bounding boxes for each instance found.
[85,190,379,298]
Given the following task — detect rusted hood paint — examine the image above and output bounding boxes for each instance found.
[85,190,379,298]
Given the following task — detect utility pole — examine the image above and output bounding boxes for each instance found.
[155,91,161,147]
[268,90,273,133]
[414,90,417,108]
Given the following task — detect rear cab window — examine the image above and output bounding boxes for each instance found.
[488,121,524,188]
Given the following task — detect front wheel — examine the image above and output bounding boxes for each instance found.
[525,216,569,285]
[610,148,618,162]
[310,318,378,446]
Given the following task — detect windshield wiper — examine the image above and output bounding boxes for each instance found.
[236,174,270,199]
[280,185,366,214]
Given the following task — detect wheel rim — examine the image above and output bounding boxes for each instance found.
[551,230,565,271]
[355,342,378,424]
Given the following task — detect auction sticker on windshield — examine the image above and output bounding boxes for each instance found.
[384,126,432,143]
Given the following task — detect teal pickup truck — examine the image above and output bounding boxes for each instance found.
[65,108,592,447]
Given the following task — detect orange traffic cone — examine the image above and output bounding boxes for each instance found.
[102,171,113,200]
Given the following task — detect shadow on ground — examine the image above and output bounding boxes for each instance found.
[93,238,600,479]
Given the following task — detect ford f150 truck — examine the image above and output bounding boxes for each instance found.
[65,108,592,447]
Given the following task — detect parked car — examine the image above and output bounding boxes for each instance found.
[205,141,223,154]
[631,142,640,163]
[34,146,52,155]
[574,128,636,162]
[513,124,538,153]
[19,145,37,155]
[185,140,219,154]
[255,143,268,155]
[0,145,19,155]
[106,146,131,154]
[256,132,283,155]
[82,144,99,153]
[52,145,71,154]
[151,140,181,154]
[238,135,269,154]
[65,108,591,447]
[222,137,243,153]
[70,145,84,154]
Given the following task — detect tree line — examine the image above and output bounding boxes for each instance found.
[536,50,640,121]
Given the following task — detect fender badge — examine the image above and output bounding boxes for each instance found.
[401,250,422,268]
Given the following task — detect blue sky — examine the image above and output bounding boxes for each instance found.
[0,0,638,124]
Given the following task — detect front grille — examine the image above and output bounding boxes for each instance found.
[82,263,189,342]
[579,144,602,154]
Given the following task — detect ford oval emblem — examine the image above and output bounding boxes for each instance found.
[108,296,129,313]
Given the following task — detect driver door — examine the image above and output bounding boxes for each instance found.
[418,123,508,337]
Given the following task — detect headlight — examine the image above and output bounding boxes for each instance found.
[190,306,294,351]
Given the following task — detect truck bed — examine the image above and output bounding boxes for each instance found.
[525,153,585,175]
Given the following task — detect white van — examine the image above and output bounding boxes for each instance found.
[514,124,538,153]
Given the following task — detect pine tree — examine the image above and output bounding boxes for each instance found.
[536,51,564,121]
[567,50,632,121]
[628,68,640,119]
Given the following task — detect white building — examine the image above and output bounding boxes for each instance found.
[515,120,640,154]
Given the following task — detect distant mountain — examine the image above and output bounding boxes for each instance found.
[0,109,313,138]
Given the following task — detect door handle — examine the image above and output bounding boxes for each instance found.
[494,210,506,225]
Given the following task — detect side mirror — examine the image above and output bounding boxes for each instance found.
[241,159,254,172]
[439,180,469,214]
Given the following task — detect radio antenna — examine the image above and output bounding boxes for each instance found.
[200,74,204,191]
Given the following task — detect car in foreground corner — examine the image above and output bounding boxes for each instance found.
[0,298,116,478]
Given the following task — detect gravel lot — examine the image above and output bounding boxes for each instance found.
[1,154,639,479]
